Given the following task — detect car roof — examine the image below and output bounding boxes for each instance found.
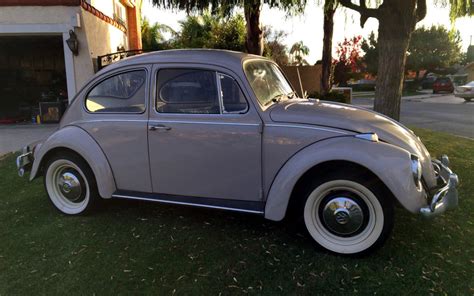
[100,49,268,73]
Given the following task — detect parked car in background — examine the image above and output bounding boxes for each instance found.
[455,81,474,102]
[16,50,459,256]
[433,77,454,94]
[421,76,437,89]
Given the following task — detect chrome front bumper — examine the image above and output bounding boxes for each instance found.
[419,155,459,218]
[16,147,33,177]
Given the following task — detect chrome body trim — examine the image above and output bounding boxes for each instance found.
[419,155,459,218]
[265,123,348,135]
[16,150,33,177]
[355,133,379,142]
[148,120,260,126]
[112,194,265,215]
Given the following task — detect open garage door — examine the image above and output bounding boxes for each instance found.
[0,35,67,124]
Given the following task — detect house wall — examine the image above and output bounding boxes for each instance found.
[0,1,141,100]
[76,8,129,89]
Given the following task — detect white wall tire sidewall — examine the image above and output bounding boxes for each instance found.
[303,180,385,255]
[45,159,90,215]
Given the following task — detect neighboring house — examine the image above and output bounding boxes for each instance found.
[0,0,142,122]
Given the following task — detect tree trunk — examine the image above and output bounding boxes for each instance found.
[374,2,417,120]
[244,0,263,55]
[321,0,336,95]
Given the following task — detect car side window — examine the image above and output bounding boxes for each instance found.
[156,69,219,114]
[85,70,146,113]
[219,74,248,113]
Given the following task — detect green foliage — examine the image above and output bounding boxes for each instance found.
[307,91,349,103]
[406,25,463,73]
[141,17,177,50]
[174,13,246,51]
[361,31,378,75]
[150,0,308,16]
[448,0,474,20]
[289,41,310,65]
[361,25,463,77]
[465,45,474,63]
[263,27,290,65]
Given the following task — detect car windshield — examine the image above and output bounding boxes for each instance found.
[466,81,474,87]
[244,61,294,107]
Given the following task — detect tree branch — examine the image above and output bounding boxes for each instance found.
[415,0,427,22]
[338,0,380,27]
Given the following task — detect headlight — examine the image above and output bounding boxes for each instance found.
[410,154,422,186]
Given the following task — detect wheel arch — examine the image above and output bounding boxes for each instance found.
[264,136,426,221]
[30,126,116,199]
[288,160,395,214]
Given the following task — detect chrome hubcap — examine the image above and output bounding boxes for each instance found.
[56,169,84,202]
[322,197,365,236]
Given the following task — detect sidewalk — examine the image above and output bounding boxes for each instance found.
[0,123,58,156]
[352,90,442,100]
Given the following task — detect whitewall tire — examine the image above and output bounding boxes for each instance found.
[303,177,393,255]
[44,152,98,215]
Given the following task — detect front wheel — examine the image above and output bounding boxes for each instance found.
[44,152,99,215]
[303,177,393,255]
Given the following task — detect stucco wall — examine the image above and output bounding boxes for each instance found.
[75,9,128,89]
[0,6,78,24]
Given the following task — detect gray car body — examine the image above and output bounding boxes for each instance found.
[29,49,437,221]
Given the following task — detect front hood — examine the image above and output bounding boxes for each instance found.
[270,99,436,186]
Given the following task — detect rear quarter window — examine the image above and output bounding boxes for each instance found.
[85,70,146,113]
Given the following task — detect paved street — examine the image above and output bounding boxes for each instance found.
[0,124,58,156]
[353,93,474,139]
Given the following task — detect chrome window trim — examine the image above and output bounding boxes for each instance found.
[218,73,250,114]
[154,68,221,115]
[83,68,148,115]
[215,71,225,114]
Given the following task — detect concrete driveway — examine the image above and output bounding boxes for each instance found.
[353,93,474,139]
[0,124,58,156]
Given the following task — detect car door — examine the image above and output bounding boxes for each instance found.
[78,67,152,192]
[148,64,263,201]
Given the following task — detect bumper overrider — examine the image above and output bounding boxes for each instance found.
[16,146,34,177]
[420,155,459,218]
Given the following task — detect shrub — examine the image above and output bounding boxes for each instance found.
[307,91,350,104]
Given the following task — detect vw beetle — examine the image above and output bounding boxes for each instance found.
[17,50,459,255]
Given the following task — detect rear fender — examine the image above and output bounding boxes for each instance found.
[30,126,116,199]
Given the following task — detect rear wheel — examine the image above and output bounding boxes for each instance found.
[302,174,393,255]
[44,152,99,215]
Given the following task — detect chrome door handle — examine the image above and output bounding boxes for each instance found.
[149,124,171,131]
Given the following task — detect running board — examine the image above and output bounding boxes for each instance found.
[112,190,265,215]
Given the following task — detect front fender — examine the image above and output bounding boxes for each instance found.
[30,126,116,199]
[264,136,425,221]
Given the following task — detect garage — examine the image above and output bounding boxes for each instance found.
[0,35,68,124]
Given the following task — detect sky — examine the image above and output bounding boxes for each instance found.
[141,1,474,65]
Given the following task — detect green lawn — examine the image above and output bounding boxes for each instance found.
[0,128,473,295]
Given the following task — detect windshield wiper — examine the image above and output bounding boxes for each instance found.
[286,91,297,99]
[264,93,286,106]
